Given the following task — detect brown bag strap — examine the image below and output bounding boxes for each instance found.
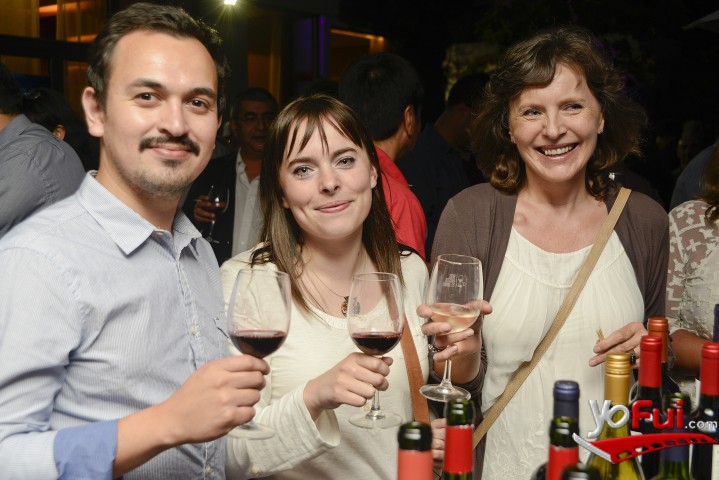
[472,187,632,448]
[401,321,430,423]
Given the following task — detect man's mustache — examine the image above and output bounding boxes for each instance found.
[139,135,201,156]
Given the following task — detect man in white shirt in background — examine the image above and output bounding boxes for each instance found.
[184,87,278,263]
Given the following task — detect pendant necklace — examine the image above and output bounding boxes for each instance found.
[306,251,367,317]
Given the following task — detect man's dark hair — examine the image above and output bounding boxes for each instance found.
[446,73,490,110]
[0,62,22,115]
[86,2,229,115]
[338,52,423,141]
[231,87,279,120]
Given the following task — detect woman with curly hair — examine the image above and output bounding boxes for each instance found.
[432,26,668,477]
[667,144,719,404]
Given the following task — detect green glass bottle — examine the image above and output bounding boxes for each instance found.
[651,392,693,480]
[398,421,433,480]
[560,463,601,479]
[585,352,644,479]
[442,398,475,480]
[530,380,581,480]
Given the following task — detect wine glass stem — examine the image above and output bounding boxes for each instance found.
[207,220,216,240]
[366,391,385,420]
[439,358,454,390]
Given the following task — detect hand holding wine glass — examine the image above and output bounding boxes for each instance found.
[420,254,483,402]
[204,185,229,243]
[347,272,405,429]
[226,268,291,439]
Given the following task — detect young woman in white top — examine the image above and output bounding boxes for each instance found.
[221,94,486,479]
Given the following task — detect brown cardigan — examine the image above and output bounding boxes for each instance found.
[431,183,669,478]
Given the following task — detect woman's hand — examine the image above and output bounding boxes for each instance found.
[589,321,647,367]
[419,300,492,362]
[430,417,446,467]
[302,352,392,420]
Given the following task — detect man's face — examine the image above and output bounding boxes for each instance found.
[231,100,277,157]
[85,30,220,200]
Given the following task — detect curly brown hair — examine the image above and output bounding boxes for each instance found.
[472,25,647,198]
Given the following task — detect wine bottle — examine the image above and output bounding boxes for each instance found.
[442,398,475,480]
[398,421,433,480]
[560,463,601,480]
[586,352,644,479]
[651,392,692,480]
[690,342,719,480]
[530,380,581,480]
[631,335,663,479]
[647,317,680,394]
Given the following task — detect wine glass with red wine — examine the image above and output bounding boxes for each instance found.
[347,272,405,429]
[204,185,229,244]
[226,268,291,439]
[420,254,482,402]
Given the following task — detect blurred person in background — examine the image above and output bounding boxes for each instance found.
[0,63,84,237]
[667,145,719,404]
[22,86,100,171]
[398,73,489,258]
[183,87,278,264]
[339,52,428,260]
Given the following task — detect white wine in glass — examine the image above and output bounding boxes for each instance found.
[347,272,405,429]
[420,254,483,403]
[226,268,291,439]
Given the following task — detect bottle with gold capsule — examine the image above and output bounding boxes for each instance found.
[586,352,644,479]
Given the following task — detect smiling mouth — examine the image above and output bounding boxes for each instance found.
[540,145,576,156]
[317,202,349,212]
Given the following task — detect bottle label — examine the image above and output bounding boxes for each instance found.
[548,446,578,480]
[712,444,719,480]
[398,450,433,480]
[444,425,473,474]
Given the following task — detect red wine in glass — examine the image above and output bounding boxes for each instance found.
[346,272,405,429]
[226,268,291,439]
[351,331,401,356]
[230,330,287,358]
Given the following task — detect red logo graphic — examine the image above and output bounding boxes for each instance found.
[573,399,719,464]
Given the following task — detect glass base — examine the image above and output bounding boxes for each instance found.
[349,409,403,429]
[227,421,275,440]
[420,383,471,403]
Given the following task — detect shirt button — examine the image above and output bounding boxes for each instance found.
[205,466,213,474]
[251,466,261,475]
[190,326,198,335]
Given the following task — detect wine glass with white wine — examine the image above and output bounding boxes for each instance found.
[420,254,483,402]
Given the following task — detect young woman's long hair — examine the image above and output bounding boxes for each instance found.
[251,94,403,312]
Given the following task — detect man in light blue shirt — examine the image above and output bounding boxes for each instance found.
[0,3,268,479]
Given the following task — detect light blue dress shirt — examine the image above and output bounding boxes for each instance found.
[0,174,228,479]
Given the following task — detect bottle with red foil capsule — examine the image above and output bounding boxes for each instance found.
[530,380,581,480]
[690,342,719,480]
[630,335,663,479]
[442,398,475,480]
[397,421,433,480]
[647,317,680,394]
